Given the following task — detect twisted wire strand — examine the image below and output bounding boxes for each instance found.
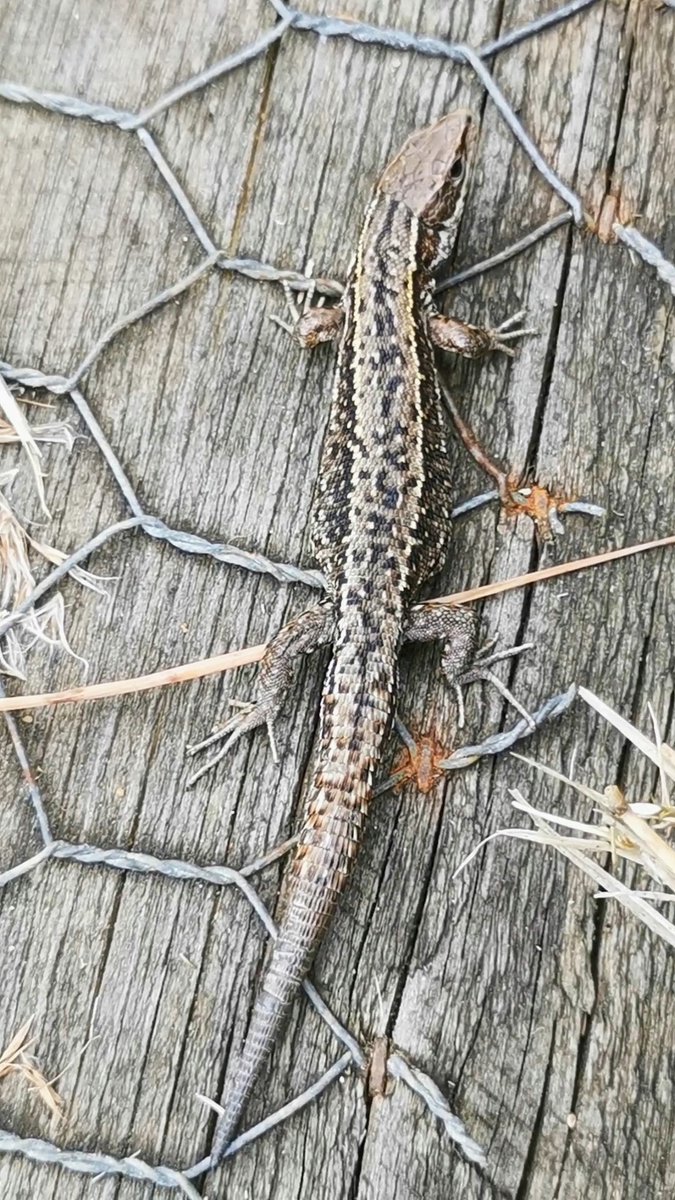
[1,0,673,1190]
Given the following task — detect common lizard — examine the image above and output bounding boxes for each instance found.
[196,109,533,1165]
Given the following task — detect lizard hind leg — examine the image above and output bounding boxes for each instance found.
[404,604,535,730]
[403,603,477,729]
[446,637,536,731]
[186,599,334,788]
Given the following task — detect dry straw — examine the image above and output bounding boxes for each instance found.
[0,1018,63,1120]
[455,688,675,947]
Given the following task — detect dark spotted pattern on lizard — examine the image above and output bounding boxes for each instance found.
[204,110,514,1165]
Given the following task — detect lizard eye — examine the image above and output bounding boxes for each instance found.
[450,157,465,182]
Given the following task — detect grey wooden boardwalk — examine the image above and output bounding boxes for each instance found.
[1,2,674,1198]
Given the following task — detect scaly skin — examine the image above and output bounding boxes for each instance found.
[209,111,478,1164]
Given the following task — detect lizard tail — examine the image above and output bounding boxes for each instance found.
[211,639,394,1166]
[210,844,358,1163]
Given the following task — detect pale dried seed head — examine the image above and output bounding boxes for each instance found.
[0,1017,63,1120]
[0,377,50,517]
[455,694,675,947]
[0,477,106,678]
[0,415,76,451]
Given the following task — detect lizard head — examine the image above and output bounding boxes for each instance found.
[377,109,475,229]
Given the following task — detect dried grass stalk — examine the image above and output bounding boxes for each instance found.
[0,415,75,451]
[0,470,107,678]
[455,689,675,947]
[0,377,50,517]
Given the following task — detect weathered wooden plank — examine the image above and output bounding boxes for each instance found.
[0,1,673,1198]
[0,1,312,1197]
[520,3,675,1196]
[365,1,675,1198]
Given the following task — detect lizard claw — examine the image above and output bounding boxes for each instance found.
[269,257,326,339]
[451,638,536,731]
[488,308,538,356]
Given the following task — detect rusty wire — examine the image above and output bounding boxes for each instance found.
[1,0,674,1191]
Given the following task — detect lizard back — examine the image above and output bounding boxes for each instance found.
[313,191,456,595]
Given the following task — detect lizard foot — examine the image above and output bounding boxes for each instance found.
[482,307,538,357]
[186,699,279,788]
[269,256,321,335]
[446,637,537,730]
[270,256,345,347]
[428,306,536,360]
[185,600,334,788]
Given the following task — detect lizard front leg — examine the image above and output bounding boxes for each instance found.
[271,268,345,347]
[293,304,528,355]
[295,304,345,347]
[187,599,334,786]
[429,308,534,359]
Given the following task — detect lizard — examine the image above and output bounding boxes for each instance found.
[195,108,534,1167]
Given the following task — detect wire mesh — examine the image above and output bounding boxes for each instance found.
[1,0,674,1192]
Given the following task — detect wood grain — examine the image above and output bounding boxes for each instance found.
[0,1,673,1197]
